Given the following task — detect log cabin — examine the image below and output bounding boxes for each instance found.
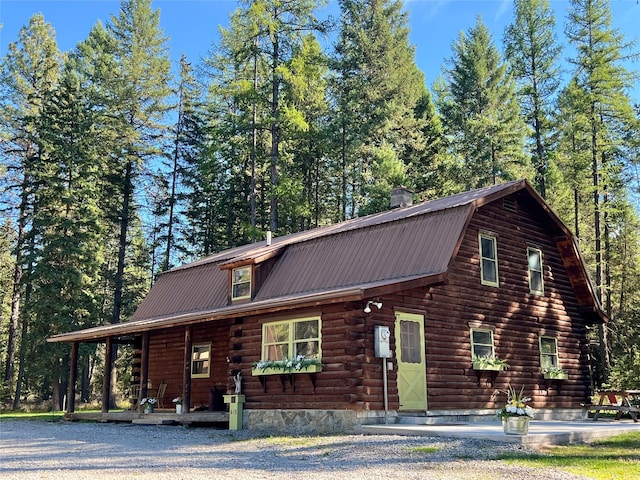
[49,179,606,432]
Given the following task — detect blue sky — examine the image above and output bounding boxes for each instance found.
[0,0,638,99]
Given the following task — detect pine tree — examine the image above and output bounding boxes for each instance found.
[504,0,562,198]
[331,0,427,217]
[0,13,62,408]
[565,0,639,381]
[438,16,530,190]
[26,67,105,407]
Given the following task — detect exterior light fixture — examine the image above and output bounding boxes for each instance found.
[364,301,383,314]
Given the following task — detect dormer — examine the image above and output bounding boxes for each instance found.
[221,243,285,304]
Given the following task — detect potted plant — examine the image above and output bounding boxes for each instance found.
[472,354,509,371]
[172,396,183,414]
[542,365,568,380]
[496,385,535,435]
[140,397,157,414]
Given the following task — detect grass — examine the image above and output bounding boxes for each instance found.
[0,411,65,422]
[497,432,640,480]
[410,446,440,454]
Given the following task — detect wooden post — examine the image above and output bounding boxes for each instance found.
[67,342,78,414]
[139,332,150,411]
[102,337,112,413]
[183,326,192,413]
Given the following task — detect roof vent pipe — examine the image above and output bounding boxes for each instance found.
[266,231,272,246]
[390,185,414,209]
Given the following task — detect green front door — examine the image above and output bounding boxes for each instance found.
[395,311,427,411]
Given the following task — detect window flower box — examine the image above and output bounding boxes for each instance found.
[251,363,322,376]
[542,367,568,380]
[251,356,323,376]
[472,355,509,371]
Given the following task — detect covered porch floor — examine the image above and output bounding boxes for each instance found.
[64,409,229,426]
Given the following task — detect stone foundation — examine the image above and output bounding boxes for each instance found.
[244,409,388,434]
[242,408,586,433]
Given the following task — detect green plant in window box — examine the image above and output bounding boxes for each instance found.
[252,355,323,376]
[542,365,568,380]
[472,354,510,371]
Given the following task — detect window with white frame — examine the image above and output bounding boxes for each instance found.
[191,343,211,378]
[261,316,321,362]
[479,233,499,287]
[527,247,544,295]
[470,328,495,359]
[231,265,252,301]
[539,336,559,370]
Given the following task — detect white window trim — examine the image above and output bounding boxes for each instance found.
[191,343,211,378]
[479,233,499,287]
[527,247,544,295]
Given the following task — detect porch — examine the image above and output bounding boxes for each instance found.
[64,409,229,426]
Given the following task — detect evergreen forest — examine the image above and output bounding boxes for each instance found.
[1,0,639,410]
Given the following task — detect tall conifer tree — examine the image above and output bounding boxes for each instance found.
[504,0,562,198]
[0,13,62,408]
[438,16,529,189]
[332,0,426,217]
[565,0,638,380]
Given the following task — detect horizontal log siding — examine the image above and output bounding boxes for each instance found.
[145,320,232,409]
[424,199,590,411]
[236,306,399,411]
[137,193,592,415]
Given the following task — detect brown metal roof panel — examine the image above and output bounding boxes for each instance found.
[131,261,228,321]
[254,206,470,300]
[175,181,525,272]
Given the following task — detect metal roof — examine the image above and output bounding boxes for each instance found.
[48,179,605,343]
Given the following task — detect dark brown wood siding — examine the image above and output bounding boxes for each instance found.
[143,320,232,409]
[422,195,590,411]
[137,192,591,414]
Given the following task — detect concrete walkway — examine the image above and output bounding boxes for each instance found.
[360,419,640,445]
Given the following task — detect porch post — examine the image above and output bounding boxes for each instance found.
[183,326,192,413]
[102,336,112,413]
[67,342,78,414]
[139,332,150,411]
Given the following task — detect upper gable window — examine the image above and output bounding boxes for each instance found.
[479,233,499,287]
[527,247,544,295]
[231,266,252,301]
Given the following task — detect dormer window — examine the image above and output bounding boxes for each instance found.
[232,265,252,301]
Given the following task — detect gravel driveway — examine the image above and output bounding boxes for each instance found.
[0,420,590,479]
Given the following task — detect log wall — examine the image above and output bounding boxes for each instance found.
[136,191,592,414]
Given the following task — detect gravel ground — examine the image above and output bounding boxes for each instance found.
[0,420,590,480]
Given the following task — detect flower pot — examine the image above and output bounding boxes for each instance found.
[175,404,183,415]
[144,404,154,414]
[503,416,530,435]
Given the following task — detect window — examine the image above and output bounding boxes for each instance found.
[470,328,495,359]
[399,320,421,364]
[261,316,321,362]
[479,233,499,287]
[191,343,211,378]
[527,247,544,295]
[231,266,252,301]
[539,336,559,370]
